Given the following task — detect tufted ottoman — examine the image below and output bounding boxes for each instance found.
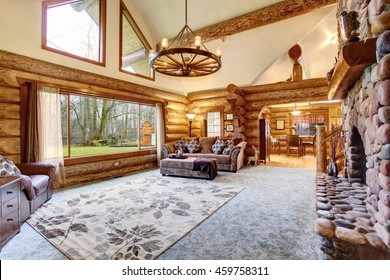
[160,157,218,180]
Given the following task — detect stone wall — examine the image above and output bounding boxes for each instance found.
[314,25,390,258]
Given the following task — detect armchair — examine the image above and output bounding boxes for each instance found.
[16,162,56,223]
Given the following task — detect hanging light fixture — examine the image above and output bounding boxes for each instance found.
[291,103,301,116]
[149,0,221,77]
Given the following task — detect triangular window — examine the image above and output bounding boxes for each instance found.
[120,1,154,80]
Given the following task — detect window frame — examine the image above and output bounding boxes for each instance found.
[42,0,107,66]
[61,90,157,162]
[119,0,154,80]
[201,107,224,137]
[20,80,160,167]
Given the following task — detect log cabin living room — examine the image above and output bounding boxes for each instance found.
[1,0,390,275]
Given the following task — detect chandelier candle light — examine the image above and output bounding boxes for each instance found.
[149,0,222,77]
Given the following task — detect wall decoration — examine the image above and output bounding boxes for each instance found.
[226,124,234,132]
[226,113,234,120]
[276,120,285,130]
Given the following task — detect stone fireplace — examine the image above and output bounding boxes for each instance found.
[314,28,390,259]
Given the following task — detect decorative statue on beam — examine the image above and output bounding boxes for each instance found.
[288,44,303,81]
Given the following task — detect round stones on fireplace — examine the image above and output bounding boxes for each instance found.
[314,174,390,259]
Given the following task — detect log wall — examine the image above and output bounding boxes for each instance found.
[242,78,330,156]
[0,85,20,163]
[0,50,187,189]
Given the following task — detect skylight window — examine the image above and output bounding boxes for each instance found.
[42,0,106,65]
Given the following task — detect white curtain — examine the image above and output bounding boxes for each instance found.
[37,85,65,186]
[156,102,165,166]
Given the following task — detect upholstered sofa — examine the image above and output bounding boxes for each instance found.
[0,155,56,224]
[161,136,247,172]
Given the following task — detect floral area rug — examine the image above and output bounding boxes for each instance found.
[27,175,243,260]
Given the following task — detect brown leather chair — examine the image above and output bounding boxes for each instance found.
[15,163,56,223]
[286,134,302,157]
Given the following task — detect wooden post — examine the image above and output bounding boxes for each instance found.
[316,125,327,173]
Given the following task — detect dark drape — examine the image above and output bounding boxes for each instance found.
[21,82,39,163]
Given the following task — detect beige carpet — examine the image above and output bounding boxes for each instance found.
[27,174,243,260]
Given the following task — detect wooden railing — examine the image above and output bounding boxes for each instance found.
[316,125,345,174]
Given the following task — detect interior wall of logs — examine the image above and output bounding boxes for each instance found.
[0,50,339,187]
[186,78,338,157]
[0,50,188,188]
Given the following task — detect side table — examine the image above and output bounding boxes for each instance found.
[0,176,21,251]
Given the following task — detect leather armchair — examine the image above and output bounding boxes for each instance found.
[15,162,56,223]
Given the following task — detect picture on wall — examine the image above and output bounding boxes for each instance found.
[276,120,285,130]
[226,113,234,120]
[226,124,234,132]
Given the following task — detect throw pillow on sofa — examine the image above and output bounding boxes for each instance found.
[222,139,235,155]
[185,139,201,153]
[199,136,217,153]
[211,138,225,154]
[174,137,187,152]
[0,155,21,176]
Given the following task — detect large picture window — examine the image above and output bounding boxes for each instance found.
[42,0,106,65]
[60,92,156,158]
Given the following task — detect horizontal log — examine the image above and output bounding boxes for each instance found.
[242,78,328,94]
[165,101,188,112]
[245,120,258,129]
[271,112,291,118]
[187,88,228,102]
[245,86,329,103]
[0,50,188,104]
[246,94,328,110]
[271,130,290,136]
[0,120,20,136]
[188,98,229,109]
[2,154,20,163]
[0,87,19,102]
[0,103,20,119]
[246,138,258,147]
[65,154,157,177]
[165,112,188,120]
[62,162,157,188]
[165,125,188,134]
[191,121,202,130]
[165,116,189,126]
[0,137,20,154]
[176,0,337,45]
[245,111,260,120]
[166,134,187,142]
[245,129,258,139]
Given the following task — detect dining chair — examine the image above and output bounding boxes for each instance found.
[302,135,316,156]
[286,134,302,157]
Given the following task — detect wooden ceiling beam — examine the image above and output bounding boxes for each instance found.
[177,0,337,45]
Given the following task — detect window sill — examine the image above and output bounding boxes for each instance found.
[64,149,157,166]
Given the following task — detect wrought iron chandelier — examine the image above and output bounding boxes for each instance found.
[149,0,221,77]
